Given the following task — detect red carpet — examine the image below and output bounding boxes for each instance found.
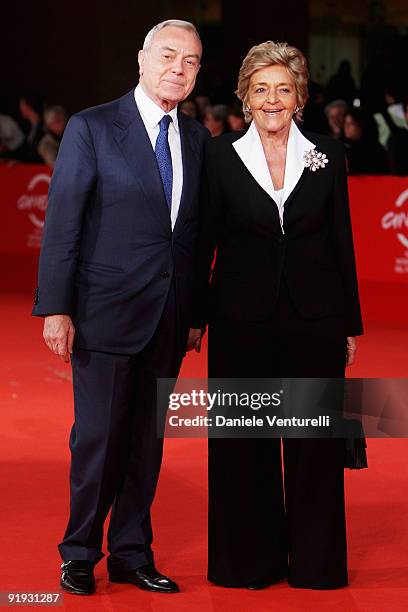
[1,289,408,611]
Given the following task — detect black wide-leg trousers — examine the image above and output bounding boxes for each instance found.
[58,284,183,570]
[207,282,348,589]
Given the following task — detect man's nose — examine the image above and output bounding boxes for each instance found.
[171,55,184,74]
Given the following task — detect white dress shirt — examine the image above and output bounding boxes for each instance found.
[134,84,183,230]
[232,119,316,233]
[274,188,284,228]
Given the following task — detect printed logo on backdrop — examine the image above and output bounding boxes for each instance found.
[17,173,50,248]
[381,188,408,274]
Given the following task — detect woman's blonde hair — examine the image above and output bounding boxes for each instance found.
[236,41,309,123]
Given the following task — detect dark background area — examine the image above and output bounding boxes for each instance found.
[1,1,309,113]
[1,1,407,114]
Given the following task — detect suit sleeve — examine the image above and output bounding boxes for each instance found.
[32,114,97,316]
[191,139,222,329]
[332,141,364,336]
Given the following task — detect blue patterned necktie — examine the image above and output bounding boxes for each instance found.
[155,115,173,211]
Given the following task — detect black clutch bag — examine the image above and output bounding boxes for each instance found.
[344,418,368,470]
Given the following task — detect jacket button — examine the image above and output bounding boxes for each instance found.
[161,272,170,279]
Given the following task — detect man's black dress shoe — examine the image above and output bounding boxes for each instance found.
[109,563,179,593]
[60,560,95,595]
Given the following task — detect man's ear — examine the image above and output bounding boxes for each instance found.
[138,50,145,76]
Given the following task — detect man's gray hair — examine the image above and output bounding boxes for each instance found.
[206,104,228,122]
[324,99,349,116]
[143,19,201,52]
[44,105,68,122]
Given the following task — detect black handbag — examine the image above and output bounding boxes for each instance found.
[344,418,368,470]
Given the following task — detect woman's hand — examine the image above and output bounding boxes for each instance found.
[187,328,204,353]
[346,336,357,366]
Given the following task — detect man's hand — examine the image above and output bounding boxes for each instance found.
[187,328,204,353]
[346,336,357,366]
[43,315,75,363]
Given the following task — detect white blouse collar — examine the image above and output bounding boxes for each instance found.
[232,119,315,204]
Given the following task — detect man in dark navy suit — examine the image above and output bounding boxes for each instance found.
[32,19,207,595]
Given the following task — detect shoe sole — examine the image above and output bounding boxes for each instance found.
[109,575,179,593]
[60,583,95,596]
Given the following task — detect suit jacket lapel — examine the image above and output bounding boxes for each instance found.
[282,120,316,207]
[232,121,276,201]
[173,111,201,236]
[113,90,171,232]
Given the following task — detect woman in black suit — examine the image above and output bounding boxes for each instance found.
[188,41,363,590]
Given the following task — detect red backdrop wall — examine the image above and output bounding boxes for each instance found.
[1,165,407,322]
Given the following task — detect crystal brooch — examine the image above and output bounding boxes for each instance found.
[303,149,329,172]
